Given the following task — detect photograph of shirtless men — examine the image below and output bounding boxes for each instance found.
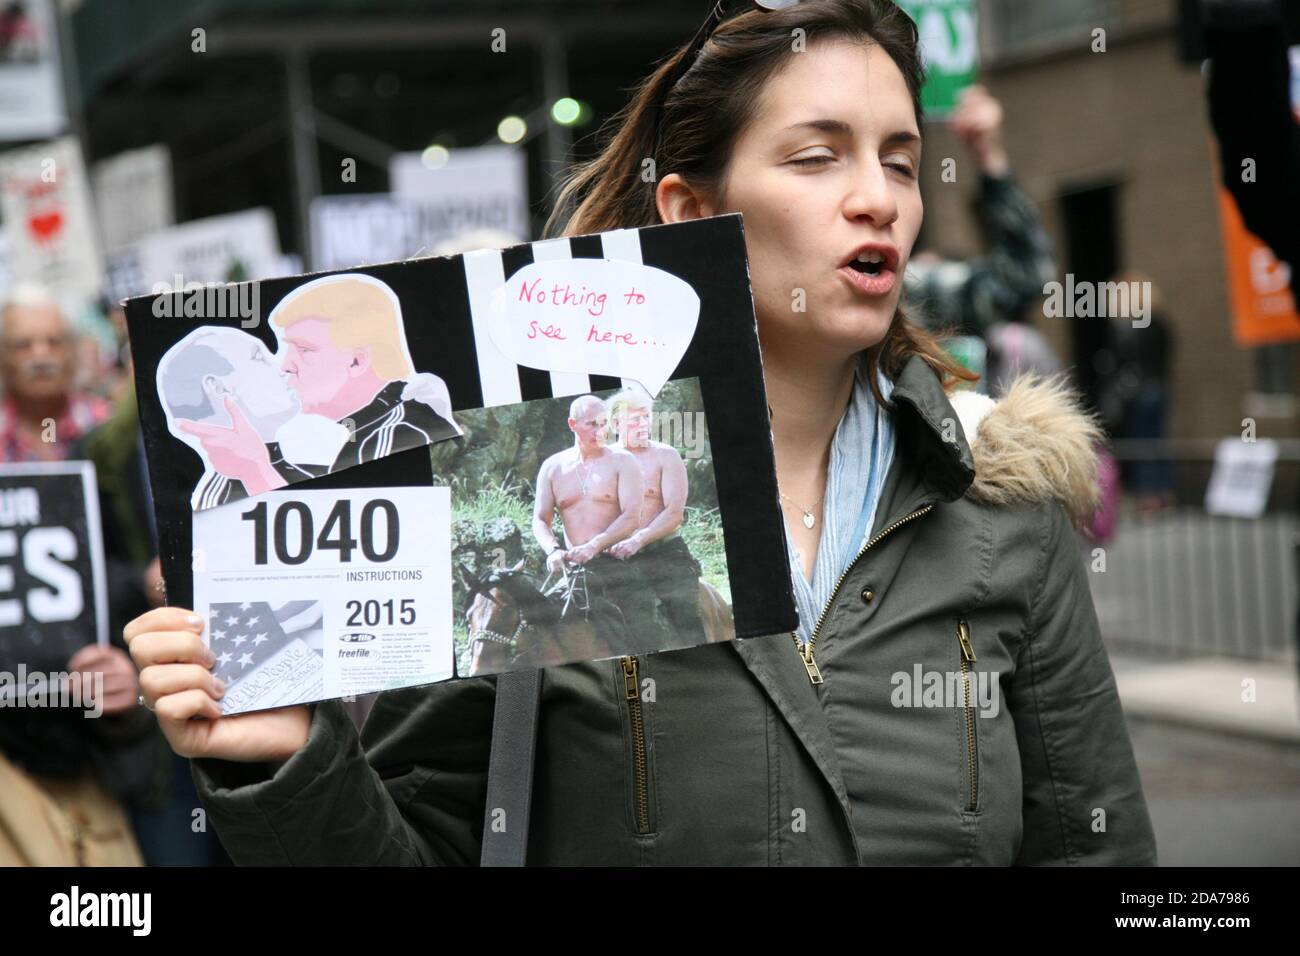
[440,378,733,675]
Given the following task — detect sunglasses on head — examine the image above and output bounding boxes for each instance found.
[670,0,804,91]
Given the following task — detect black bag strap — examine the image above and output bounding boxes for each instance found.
[479,667,543,866]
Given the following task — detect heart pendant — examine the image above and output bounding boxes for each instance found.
[802,512,815,529]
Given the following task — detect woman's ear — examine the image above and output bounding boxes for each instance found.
[656,173,716,224]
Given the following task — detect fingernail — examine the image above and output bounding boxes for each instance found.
[213,677,226,697]
[186,614,203,631]
[203,648,216,667]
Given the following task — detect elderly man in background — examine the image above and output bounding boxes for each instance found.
[0,283,151,866]
[0,283,111,462]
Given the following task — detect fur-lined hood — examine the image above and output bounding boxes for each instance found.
[948,375,1103,528]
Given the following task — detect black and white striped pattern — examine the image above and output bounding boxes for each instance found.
[193,471,233,511]
[463,229,645,407]
[360,403,409,461]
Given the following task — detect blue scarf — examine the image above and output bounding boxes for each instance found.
[787,357,896,644]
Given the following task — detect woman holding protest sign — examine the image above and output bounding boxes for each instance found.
[124,0,1155,865]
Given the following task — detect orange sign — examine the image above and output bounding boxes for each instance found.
[1217,186,1300,347]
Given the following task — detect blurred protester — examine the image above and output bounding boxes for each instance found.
[0,280,156,863]
[0,284,153,865]
[77,389,228,866]
[71,299,132,403]
[0,283,110,462]
[905,85,1056,339]
[1094,273,1177,514]
[983,320,1061,398]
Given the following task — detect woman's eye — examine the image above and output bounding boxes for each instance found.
[884,159,916,178]
[790,154,833,167]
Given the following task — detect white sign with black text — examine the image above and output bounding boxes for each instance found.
[0,461,109,700]
[192,486,453,715]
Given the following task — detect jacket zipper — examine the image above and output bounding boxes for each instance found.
[621,655,651,834]
[957,619,979,812]
[791,503,936,684]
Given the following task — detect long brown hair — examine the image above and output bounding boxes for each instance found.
[544,0,977,400]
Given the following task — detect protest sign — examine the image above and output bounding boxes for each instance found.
[1217,185,1300,347]
[301,143,530,271]
[311,185,526,272]
[125,214,794,711]
[0,462,108,685]
[0,0,65,142]
[0,136,102,312]
[105,208,283,304]
[1205,438,1279,519]
[91,144,175,256]
[896,0,977,117]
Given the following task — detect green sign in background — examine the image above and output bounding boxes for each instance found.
[896,0,979,117]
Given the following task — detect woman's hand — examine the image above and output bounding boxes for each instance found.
[123,607,311,762]
[143,556,167,608]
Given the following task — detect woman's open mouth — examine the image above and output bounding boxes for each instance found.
[839,249,897,297]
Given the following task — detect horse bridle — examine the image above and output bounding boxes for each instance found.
[468,589,534,653]
[469,616,529,650]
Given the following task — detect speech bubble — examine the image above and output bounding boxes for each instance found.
[486,258,699,397]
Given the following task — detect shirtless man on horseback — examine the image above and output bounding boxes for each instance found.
[606,386,709,647]
[532,395,648,621]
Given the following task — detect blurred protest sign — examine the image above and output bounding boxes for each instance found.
[106,208,282,302]
[0,136,101,313]
[897,0,977,117]
[91,145,174,256]
[1216,186,1300,347]
[0,0,65,141]
[390,143,526,208]
[0,462,108,681]
[312,145,528,270]
[1205,438,1279,519]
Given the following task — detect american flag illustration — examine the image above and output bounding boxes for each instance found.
[207,600,323,685]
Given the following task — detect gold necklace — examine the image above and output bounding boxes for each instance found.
[779,490,824,529]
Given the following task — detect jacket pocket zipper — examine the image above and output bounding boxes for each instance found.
[957,619,979,812]
[621,655,651,834]
[793,502,936,684]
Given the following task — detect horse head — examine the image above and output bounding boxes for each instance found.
[463,559,565,675]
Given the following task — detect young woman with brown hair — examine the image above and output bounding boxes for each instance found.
[123,0,1156,865]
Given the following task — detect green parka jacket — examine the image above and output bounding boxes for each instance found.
[191,356,1158,866]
